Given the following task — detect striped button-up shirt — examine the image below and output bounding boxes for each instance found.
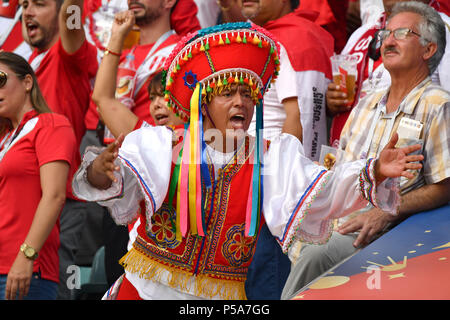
[339,77,450,195]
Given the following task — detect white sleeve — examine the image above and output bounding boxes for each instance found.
[117,126,174,223]
[72,126,174,225]
[276,44,330,161]
[72,146,143,225]
[193,0,220,28]
[275,44,298,101]
[295,70,330,161]
[263,134,400,253]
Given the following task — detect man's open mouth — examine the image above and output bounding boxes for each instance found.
[26,21,39,38]
[230,114,246,129]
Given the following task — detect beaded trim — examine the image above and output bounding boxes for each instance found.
[278,170,332,252]
[359,158,377,207]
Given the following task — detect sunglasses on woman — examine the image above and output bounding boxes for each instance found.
[0,71,7,88]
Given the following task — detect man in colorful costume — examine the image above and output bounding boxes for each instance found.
[72,22,423,300]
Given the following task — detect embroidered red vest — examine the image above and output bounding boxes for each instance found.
[119,137,261,299]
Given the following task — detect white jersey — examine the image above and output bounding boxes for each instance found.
[248,44,330,161]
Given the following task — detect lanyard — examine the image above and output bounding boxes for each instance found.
[133,30,175,97]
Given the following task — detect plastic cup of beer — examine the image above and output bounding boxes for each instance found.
[123,27,141,50]
[330,54,358,106]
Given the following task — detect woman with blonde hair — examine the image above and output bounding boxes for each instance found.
[0,51,77,300]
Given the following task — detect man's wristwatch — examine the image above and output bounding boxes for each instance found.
[20,243,38,260]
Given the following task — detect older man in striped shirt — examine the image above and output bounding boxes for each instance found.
[282,1,450,300]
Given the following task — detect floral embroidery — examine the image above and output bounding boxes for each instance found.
[128,138,256,285]
[148,203,181,249]
[222,224,255,267]
[359,158,377,207]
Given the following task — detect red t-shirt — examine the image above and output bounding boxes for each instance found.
[264,9,334,77]
[29,39,98,147]
[0,111,77,282]
[29,39,98,198]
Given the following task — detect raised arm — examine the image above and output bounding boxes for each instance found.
[72,127,173,226]
[59,0,85,54]
[91,10,138,138]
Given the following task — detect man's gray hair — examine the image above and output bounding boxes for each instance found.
[389,1,446,74]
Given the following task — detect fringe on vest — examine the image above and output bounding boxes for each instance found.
[119,247,247,300]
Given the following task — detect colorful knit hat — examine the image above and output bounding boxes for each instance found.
[162,22,280,239]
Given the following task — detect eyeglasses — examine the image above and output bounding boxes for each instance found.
[0,71,7,88]
[378,28,422,42]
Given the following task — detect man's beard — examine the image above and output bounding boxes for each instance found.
[134,3,164,27]
[30,27,57,49]
[24,18,59,50]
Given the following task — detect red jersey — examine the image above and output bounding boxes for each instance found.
[264,9,334,78]
[29,39,98,147]
[0,111,77,282]
[29,39,98,198]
